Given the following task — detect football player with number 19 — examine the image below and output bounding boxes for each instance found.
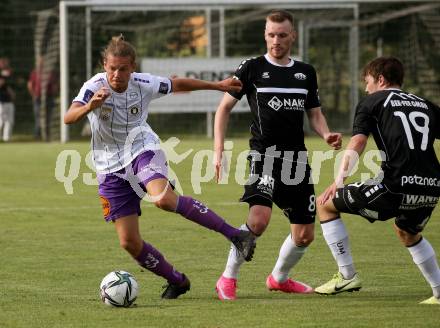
[315,56,440,305]
[64,35,256,300]
[214,10,342,300]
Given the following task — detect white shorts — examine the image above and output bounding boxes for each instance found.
[0,102,14,125]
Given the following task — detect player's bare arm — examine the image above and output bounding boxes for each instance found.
[307,107,342,150]
[171,77,242,93]
[64,87,110,124]
[213,93,239,182]
[319,134,368,205]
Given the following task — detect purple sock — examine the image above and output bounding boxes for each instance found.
[135,241,184,284]
[175,196,240,240]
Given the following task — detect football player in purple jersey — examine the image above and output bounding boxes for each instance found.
[65,35,256,299]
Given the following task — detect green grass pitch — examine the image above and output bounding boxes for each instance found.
[1,137,439,327]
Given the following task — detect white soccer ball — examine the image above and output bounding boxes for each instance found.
[100,271,138,307]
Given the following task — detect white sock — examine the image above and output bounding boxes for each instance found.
[271,234,307,283]
[223,224,259,279]
[321,218,356,279]
[407,238,440,298]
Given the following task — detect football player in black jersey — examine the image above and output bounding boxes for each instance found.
[214,10,342,300]
[315,56,440,305]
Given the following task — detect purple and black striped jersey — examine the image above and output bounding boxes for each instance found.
[73,72,172,174]
[353,88,440,195]
[229,54,320,153]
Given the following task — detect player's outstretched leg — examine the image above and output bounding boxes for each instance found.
[176,195,256,261]
[147,179,257,261]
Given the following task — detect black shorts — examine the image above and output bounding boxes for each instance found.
[333,179,438,235]
[240,152,315,225]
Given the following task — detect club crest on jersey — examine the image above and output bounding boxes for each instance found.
[99,105,112,121]
[294,73,307,80]
[130,106,140,115]
[262,72,270,79]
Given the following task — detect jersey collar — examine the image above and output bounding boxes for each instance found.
[264,54,294,67]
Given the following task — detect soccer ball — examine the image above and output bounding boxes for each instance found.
[100,271,138,307]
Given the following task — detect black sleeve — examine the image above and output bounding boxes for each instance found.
[305,65,321,110]
[352,97,375,137]
[228,58,253,100]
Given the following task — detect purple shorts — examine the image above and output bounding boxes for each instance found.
[98,150,168,222]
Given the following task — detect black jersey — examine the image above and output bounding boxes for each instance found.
[353,88,440,195]
[0,83,12,102]
[229,55,320,153]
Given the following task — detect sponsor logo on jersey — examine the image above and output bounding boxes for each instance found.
[257,174,275,196]
[130,106,140,115]
[389,99,428,109]
[267,96,305,111]
[83,89,94,103]
[383,91,427,109]
[400,194,439,209]
[268,96,283,111]
[401,175,440,187]
[159,82,169,94]
[129,92,138,100]
[134,77,149,84]
[99,105,112,121]
[262,72,270,79]
[294,73,307,80]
